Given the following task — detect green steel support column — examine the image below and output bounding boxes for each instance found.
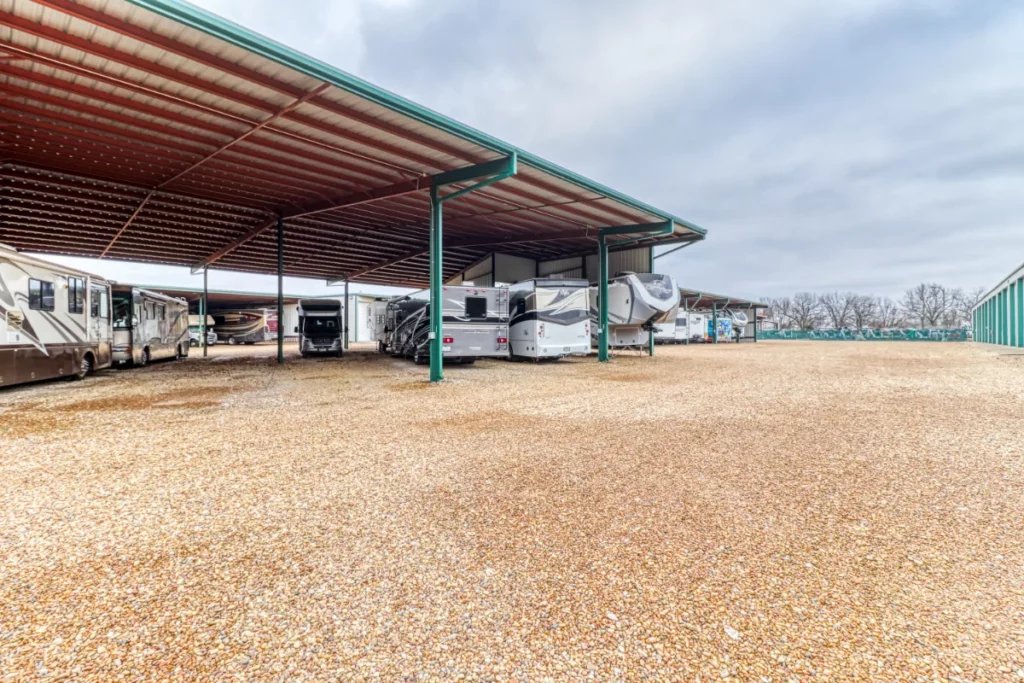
[277,216,284,365]
[202,266,208,357]
[343,280,350,350]
[647,247,655,357]
[754,309,758,343]
[598,233,610,362]
[429,186,444,382]
[712,304,718,344]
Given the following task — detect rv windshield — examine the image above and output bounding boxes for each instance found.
[303,317,339,334]
[635,273,674,300]
[112,294,132,328]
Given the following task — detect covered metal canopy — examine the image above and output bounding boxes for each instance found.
[679,288,766,311]
[1,0,706,290]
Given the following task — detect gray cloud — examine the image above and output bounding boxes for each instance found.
[74,0,1024,299]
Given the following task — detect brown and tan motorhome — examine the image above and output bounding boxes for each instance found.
[0,244,113,387]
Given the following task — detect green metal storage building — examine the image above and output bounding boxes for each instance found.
[973,261,1024,348]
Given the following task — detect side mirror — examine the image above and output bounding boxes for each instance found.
[294,326,298,333]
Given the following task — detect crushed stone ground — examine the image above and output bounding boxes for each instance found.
[1,341,1022,681]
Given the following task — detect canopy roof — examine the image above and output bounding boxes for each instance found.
[1,0,706,288]
[679,288,766,311]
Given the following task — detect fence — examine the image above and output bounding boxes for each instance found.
[760,328,970,341]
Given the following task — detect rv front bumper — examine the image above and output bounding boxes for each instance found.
[112,345,132,362]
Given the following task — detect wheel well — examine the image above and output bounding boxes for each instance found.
[83,351,95,369]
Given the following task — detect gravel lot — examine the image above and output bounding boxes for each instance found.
[1,341,1022,681]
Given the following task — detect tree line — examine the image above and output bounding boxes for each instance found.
[764,284,987,330]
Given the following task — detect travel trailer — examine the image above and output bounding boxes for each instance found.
[210,308,276,345]
[296,299,343,357]
[0,245,114,387]
[188,314,217,347]
[653,321,675,344]
[589,272,680,347]
[674,311,707,342]
[382,286,509,364]
[111,287,190,365]
[508,278,590,359]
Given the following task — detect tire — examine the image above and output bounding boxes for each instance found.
[189,339,198,347]
[244,341,255,345]
[377,340,386,354]
[74,353,92,380]
[139,348,150,367]
[227,337,237,345]
[174,345,182,361]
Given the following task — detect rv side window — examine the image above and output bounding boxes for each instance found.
[145,302,155,319]
[465,296,488,319]
[68,277,85,314]
[28,279,55,311]
[156,304,166,320]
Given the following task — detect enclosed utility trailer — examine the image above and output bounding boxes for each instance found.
[111,287,189,366]
[508,278,590,359]
[297,299,343,357]
[0,244,113,386]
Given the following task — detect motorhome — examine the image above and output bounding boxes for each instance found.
[508,278,590,359]
[188,314,217,347]
[210,308,276,345]
[589,272,680,348]
[0,244,113,387]
[296,299,343,357]
[383,286,509,364]
[111,287,190,365]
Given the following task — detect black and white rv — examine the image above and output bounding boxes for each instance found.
[296,299,343,357]
[0,244,114,387]
[508,278,590,359]
[379,286,509,364]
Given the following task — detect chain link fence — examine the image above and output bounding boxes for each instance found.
[760,328,970,341]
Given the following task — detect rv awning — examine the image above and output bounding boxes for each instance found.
[1,0,706,288]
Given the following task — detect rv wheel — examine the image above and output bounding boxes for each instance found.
[189,339,199,347]
[227,337,237,345]
[174,345,182,360]
[378,340,385,354]
[74,353,93,380]
[139,348,150,367]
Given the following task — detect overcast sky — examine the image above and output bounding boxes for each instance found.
[44,0,1024,300]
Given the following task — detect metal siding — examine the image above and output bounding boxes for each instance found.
[493,253,536,285]
[463,257,492,284]
[609,246,653,275]
[538,256,583,277]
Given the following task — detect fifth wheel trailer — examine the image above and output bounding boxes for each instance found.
[589,272,680,347]
[0,244,113,387]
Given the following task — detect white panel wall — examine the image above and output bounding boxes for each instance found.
[494,253,537,284]
[538,256,583,279]
[583,246,652,282]
[461,256,494,286]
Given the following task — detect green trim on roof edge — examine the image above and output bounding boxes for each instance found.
[124,0,706,238]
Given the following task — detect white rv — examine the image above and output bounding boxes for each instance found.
[673,311,707,343]
[296,299,343,357]
[0,244,114,387]
[188,314,217,347]
[653,321,675,344]
[508,278,590,359]
[589,272,680,348]
[111,287,190,366]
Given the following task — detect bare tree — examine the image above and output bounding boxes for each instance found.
[902,283,956,328]
[790,292,823,330]
[957,286,986,326]
[819,291,857,328]
[874,296,905,328]
[765,296,793,330]
[850,295,877,329]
